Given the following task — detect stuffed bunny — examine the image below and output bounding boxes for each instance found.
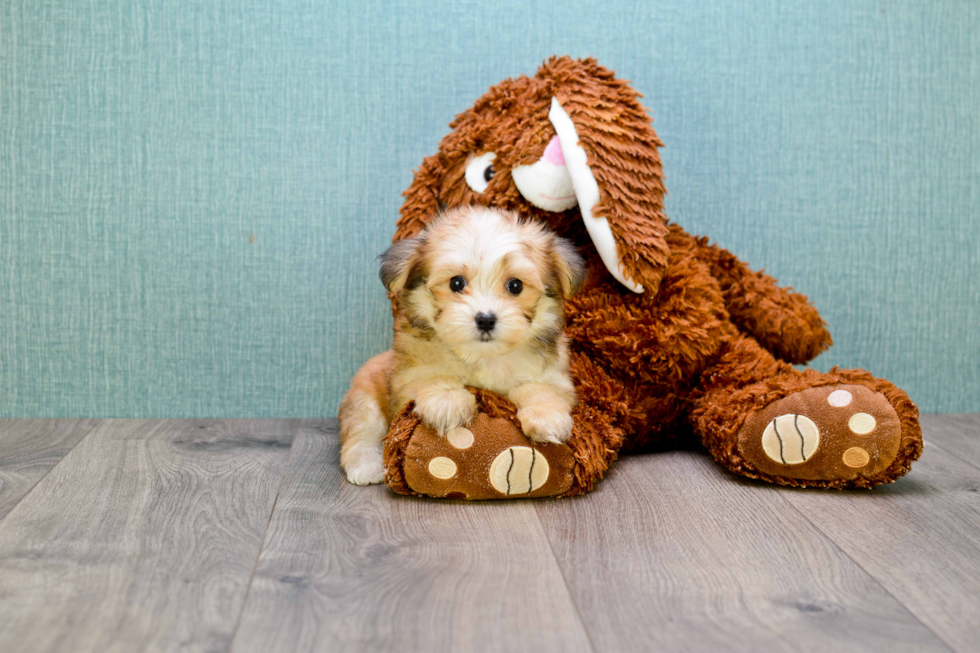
[382,56,922,499]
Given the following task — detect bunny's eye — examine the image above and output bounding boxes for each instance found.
[465,152,497,193]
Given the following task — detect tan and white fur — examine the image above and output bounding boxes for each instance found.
[338,206,585,485]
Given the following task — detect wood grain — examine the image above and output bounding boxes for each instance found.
[1,417,976,653]
[231,419,593,653]
[780,417,980,652]
[921,413,980,471]
[0,419,99,521]
[535,451,951,653]
[0,419,297,653]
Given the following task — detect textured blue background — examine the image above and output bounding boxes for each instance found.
[1,0,977,417]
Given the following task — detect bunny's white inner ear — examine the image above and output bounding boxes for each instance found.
[548,97,644,294]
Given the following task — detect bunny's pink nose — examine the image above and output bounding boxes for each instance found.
[543,135,565,166]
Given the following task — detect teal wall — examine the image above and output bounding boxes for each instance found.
[1,1,977,417]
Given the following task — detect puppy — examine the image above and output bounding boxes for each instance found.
[338,206,586,485]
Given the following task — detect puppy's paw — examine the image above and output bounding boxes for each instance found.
[517,406,573,444]
[343,445,386,485]
[414,389,477,436]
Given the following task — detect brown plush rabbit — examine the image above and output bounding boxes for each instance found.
[381,56,922,499]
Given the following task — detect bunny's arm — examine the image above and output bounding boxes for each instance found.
[690,236,832,365]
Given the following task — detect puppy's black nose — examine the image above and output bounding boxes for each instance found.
[475,312,497,333]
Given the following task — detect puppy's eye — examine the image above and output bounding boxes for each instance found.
[506,278,523,295]
[464,152,497,193]
[450,276,466,292]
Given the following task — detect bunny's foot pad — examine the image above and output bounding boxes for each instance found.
[386,412,575,500]
[737,384,904,483]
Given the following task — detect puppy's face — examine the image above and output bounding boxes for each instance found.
[381,207,584,363]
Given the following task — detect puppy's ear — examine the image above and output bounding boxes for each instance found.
[550,236,586,298]
[378,237,423,294]
[536,56,670,296]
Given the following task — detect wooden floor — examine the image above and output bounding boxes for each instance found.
[0,416,977,653]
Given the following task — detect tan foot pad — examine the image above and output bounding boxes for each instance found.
[402,413,574,499]
[737,384,903,482]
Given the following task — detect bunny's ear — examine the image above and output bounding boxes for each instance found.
[395,154,445,242]
[535,57,670,295]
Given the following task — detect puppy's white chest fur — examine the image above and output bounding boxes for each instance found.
[462,347,545,395]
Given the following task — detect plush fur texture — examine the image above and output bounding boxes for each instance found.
[381,56,922,497]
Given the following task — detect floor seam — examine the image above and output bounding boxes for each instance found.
[925,437,980,475]
[0,419,102,529]
[226,418,301,653]
[773,490,958,653]
[532,502,600,653]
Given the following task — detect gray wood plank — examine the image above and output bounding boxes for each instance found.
[0,419,298,653]
[231,419,593,653]
[535,451,951,653]
[0,419,99,521]
[922,413,980,471]
[779,425,980,652]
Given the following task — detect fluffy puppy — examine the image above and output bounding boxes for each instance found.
[339,206,585,485]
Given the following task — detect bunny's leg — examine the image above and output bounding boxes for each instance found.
[689,334,922,488]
